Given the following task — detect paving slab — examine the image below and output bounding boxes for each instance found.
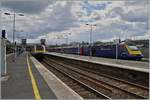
[1,52,57,99]
[1,53,34,99]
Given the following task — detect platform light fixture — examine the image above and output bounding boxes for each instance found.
[85,24,96,59]
[4,12,24,62]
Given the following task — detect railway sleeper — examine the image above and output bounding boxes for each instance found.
[36,55,149,99]
[47,56,149,98]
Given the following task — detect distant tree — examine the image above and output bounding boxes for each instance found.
[93,41,103,46]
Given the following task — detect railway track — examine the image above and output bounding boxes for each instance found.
[42,60,110,99]
[43,57,148,99]
[50,57,149,98]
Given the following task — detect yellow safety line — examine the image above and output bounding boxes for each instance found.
[27,55,41,100]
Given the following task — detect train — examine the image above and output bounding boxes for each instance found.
[48,42,143,60]
[34,44,46,53]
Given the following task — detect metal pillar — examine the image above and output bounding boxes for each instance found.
[116,43,118,60]
[13,13,16,62]
[1,38,6,76]
[89,25,92,59]
[86,24,96,59]
[0,0,2,77]
[0,38,1,75]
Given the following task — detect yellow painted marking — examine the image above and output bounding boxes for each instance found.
[35,50,45,53]
[27,55,41,100]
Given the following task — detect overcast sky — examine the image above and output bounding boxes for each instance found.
[1,0,149,44]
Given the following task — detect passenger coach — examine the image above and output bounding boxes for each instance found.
[48,42,143,60]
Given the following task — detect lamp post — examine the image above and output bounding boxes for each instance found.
[16,30,24,43]
[4,12,24,62]
[86,24,96,59]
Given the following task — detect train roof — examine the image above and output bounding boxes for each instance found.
[49,42,128,49]
[93,42,126,46]
[48,41,142,50]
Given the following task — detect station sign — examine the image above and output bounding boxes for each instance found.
[22,39,27,45]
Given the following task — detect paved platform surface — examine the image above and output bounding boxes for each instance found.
[1,52,56,99]
[31,56,83,99]
[45,52,149,73]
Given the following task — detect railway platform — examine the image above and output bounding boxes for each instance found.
[45,52,149,73]
[1,52,83,99]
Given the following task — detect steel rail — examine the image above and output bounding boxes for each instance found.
[59,58,149,97]
[45,57,148,99]
[43,59,111,99]
[53,57,149,96]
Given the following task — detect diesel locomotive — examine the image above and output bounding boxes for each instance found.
[34,45,46,53]
[48,42,143,60]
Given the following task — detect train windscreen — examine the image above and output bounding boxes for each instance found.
[128,46,139,51]
[36,46,43,50]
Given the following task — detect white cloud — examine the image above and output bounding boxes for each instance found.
[1,0,149,44]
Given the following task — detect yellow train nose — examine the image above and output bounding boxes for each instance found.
[130,51,142,55]
[125,45,142,55]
